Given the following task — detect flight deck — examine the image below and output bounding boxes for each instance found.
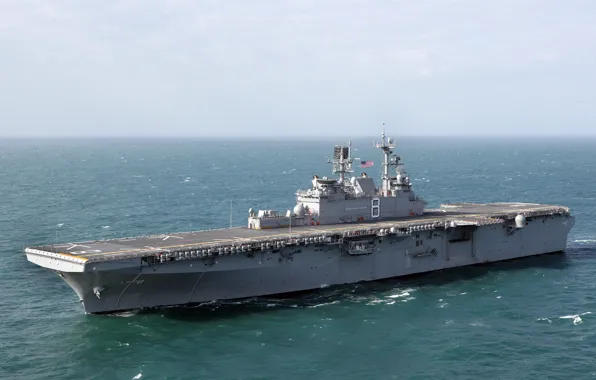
[27,203,570,264]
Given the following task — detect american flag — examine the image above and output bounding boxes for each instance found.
[360,160,374,168]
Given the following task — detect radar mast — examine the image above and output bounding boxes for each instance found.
[374,123,399,196]
[328,140,353,185]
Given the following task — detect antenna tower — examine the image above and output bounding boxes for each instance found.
[374,123,399,196]
[327,139,354,184]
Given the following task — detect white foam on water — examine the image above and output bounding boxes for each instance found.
[108,310,139,318]
[537,317,552,323]
[308,300,340,308]
[367,296,412,306]
[386,288,417,299]
[345,287,419,306]
[346,295,366,303]
[574,239,596,244]
[386,291,410,299]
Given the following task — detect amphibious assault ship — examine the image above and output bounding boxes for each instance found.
[25,132,575,314]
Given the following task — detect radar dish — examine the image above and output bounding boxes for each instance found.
[316,178,337,185]
[293,203,305,216]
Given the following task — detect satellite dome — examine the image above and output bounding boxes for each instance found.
[293,203,305,216]
[515,214,526,228]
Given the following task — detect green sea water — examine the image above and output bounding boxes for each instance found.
[1,136,595,380]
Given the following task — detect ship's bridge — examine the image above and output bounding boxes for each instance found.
[296,173,376,199]
[248,130,426,229]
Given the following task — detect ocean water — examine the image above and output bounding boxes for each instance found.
[1,136,595,380]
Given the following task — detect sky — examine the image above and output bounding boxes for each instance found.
[0,0,594,138]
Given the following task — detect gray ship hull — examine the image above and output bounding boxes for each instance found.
[50,211,573,314]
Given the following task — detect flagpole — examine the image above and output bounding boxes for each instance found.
[229,199,233,228]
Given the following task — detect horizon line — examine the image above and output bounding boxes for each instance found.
[1,134,596,140]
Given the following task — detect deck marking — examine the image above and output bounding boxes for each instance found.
[80,240,225,257]
[66,244,90,251]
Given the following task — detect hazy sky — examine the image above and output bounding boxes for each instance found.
[0,0,594,137]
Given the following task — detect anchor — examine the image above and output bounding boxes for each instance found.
[93,286,105,299]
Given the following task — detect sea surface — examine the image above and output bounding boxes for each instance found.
[1,136,595,380]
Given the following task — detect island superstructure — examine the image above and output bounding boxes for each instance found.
[25,131,575,314]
